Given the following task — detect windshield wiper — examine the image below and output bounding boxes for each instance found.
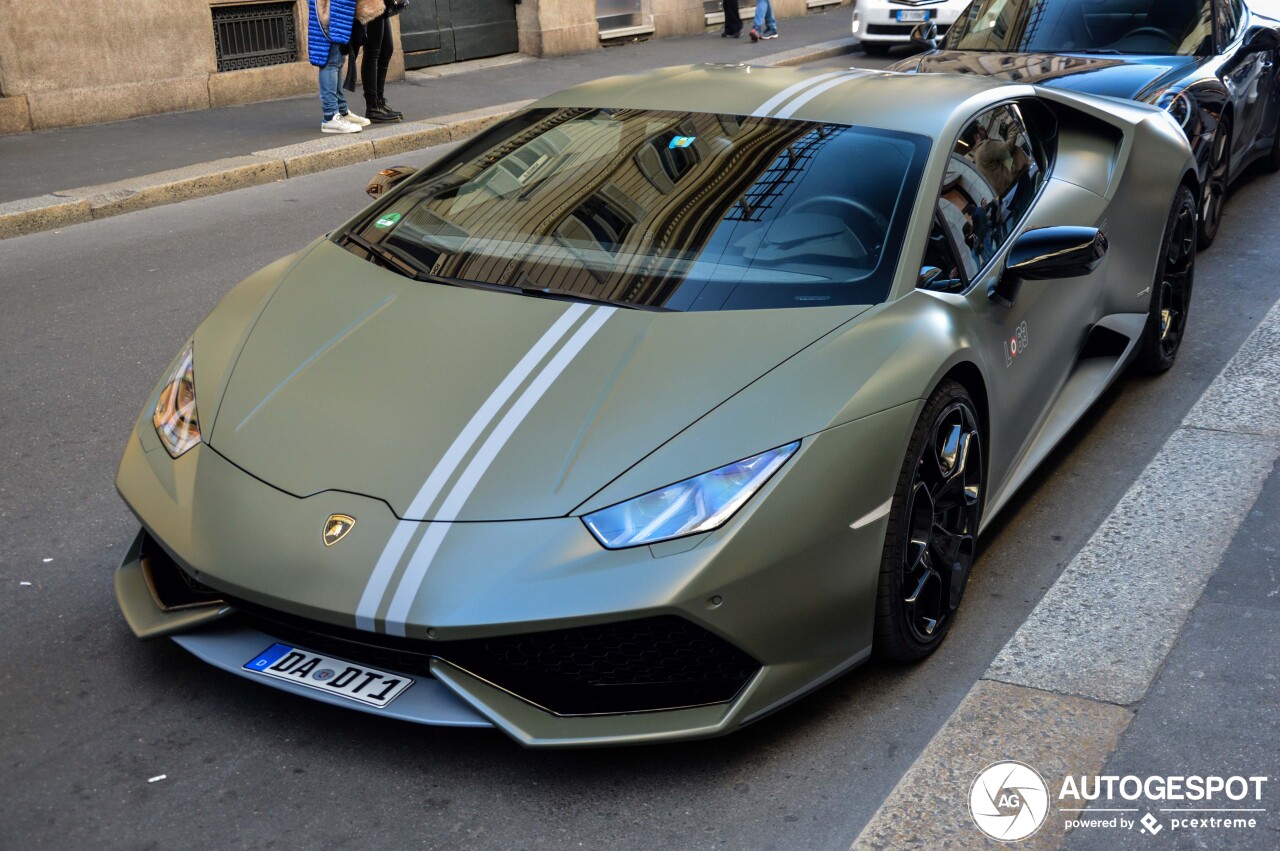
[341,230,436,281]
[514,285,665,312]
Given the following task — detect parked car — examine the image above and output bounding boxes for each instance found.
[115,65,1197,746]
[853,0,972,55]
[889,0,1280,248]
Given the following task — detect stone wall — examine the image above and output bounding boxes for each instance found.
[0,0,403,133]
[0,0,844,134]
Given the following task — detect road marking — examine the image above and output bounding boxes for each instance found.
[354,303,592,632]
[852,296,1280,849]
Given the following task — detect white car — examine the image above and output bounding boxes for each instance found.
[852,0,969,56]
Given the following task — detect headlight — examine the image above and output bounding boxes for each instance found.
[582,441,800,549]
[152,344,201,458]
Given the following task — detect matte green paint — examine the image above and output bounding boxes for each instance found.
[115,66,1197,745]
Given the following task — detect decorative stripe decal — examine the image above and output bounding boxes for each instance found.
[850,498,893,531]
[750,71,848,118]
[381,306,616,637]
[772,71,872,120]
[353,303,592,632]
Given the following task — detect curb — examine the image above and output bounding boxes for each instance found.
[850,298,1280,850]
[0,39,858,241]
[0,101,529,240]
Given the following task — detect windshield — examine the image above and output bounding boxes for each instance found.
[942,0,1213,56]
[345,108,930,311]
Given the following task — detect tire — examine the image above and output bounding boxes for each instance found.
[1135,184,1197,374]
[873,380,983,662]
[861,41,891,57]
[1198,117,1230,250]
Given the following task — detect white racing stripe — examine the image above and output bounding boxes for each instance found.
[382,306,617,637]
[354,303,592,632]
[772,71,871,120]
[751,70,851,118]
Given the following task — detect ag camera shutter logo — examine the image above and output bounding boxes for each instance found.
[969,761,1051,842]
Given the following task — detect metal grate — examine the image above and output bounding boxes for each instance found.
[213,2,299,72]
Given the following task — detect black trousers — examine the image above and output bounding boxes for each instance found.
[361,15,394,101]
[723,1,742,36]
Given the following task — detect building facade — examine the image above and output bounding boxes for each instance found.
[0,0,847,135]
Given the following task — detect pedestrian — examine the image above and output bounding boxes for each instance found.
[344,0,403,123]
[749,0,778,42]
[722,0,742,38]
[307,0,369,133]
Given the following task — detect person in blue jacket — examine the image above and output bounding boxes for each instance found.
[308,0,370,133]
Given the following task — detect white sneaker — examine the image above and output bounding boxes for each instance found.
[342,110,371,127]
[321,115,362,134]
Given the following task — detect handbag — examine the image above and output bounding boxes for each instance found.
[356,0,384,25]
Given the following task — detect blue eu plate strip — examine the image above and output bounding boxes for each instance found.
[244,643,292,671]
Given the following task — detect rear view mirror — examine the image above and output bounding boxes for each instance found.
[1244,27,1280,55]
[366,165,418,198]
[990,226,1108,307]
[910,21,939,49]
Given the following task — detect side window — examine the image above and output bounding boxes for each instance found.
[919,216,966,293]
[1216,0,1241,47]
[932,104,1044,283]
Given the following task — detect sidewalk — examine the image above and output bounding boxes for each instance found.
[0,8,857,238]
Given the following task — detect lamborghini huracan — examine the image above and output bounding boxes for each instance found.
[115,65,1197,746]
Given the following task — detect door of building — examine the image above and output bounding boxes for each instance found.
[398,0,518,69]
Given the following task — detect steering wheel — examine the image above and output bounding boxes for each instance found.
[790,195,890,254]
[1117,26,1176,45]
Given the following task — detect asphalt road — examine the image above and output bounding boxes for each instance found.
[2,50,1279,850]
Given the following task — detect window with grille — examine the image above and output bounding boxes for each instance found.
[212,2,299,72]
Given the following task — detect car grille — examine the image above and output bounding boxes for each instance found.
[442,616,761,716]
[865,23,951,36]
[224,596,760,716]
[141,538,224,610]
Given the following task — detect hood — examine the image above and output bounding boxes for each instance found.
[895,51,1198,101]
[208,241,867,521]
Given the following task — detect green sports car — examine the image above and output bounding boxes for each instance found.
[115,64,1198,746]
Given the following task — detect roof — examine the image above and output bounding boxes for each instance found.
[531,63,1023,137]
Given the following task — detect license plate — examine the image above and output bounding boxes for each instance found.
[244,643,413,708]
[897,10,930,22]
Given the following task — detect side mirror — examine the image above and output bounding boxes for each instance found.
[989,226,1107,307]
[1244,27,1280,55]
[366,165,418,198]
[910,21,939,50]
[919,266,944,288]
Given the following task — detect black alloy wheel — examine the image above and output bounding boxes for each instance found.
[1198,118,1230,249]
[874,380,983,661]
[1135,184,1197,374]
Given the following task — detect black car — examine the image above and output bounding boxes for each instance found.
[889,0,1280,248]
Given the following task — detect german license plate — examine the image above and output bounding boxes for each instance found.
[244,643,413,707]
[897,10,930,22]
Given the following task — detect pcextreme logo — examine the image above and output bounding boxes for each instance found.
[967,763,1270,842]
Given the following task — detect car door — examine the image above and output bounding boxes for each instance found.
[923,102,1100,483]
[1218,0,1274,162]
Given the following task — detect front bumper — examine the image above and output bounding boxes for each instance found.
[115,401,913,746]
[852,5,959,43]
